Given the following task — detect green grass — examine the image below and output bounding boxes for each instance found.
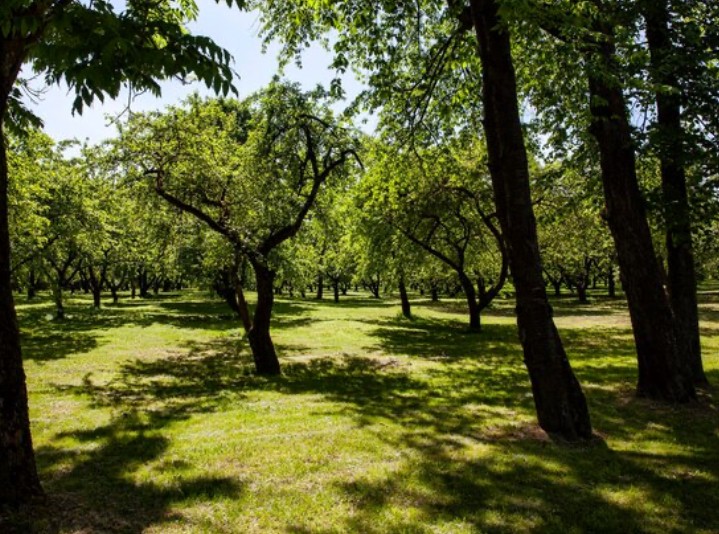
[3,288,719,533]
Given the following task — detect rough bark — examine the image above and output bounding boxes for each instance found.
[247,263,281,375]
[468,0,592,440]
[644,0,707,386]
[0,80,43,504]
[585,27,695,402]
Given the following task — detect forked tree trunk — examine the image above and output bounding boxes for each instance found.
[585,30,695,402]
[644,0,707,387]
[468,0,592,440]
[247,263,281,375]
[399,277,412,319]
[0,101,43,504]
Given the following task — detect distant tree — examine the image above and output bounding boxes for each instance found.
[360,138,507,332]
[120,82,359,375]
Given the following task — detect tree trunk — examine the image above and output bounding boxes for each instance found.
[399,277,412,319]
[88,267,102,309]
[644,0,707,387]
[27,268,36,300]
[459,272,481,332]
[316,274,323,300]
[469,0,592,440]
[551,279,562,297]
[247,263,281,375]
[52,281,65,320]
[585,28,695,402]
[0,100,43,504]
[607,265,616,298]
[110,285,119,305]
[576,282,588,304]
[333,279,339,303]
[430,285,439,302]
[232,265,252,334]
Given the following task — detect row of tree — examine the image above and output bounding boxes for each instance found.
[1,0,717,506]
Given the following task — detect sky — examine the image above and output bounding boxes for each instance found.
[27,2,367,145]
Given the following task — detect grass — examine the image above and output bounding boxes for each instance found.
[3,287,718,533]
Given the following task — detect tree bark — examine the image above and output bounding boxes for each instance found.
[607,264,616,298]
[247,263,281,375]
[644,0,707,386]
[0,89,43,504]
[468,0,592,440]
[585,28,695,402]
[398,277,412,319]
[333,279,339,303]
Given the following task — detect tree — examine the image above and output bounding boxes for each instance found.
[253,0,592,441]
[0,0,241,505]
[525,0,695,402]
[642,0,709,386]
[361,139,507,331]
[119,82,359,375]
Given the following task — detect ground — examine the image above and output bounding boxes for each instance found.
[3,287,718,533]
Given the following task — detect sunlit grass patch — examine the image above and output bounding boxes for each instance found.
[4,289,718,533]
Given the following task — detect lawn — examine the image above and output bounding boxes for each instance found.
[3,289,718,533]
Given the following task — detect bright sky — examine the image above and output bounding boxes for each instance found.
[27,2,367,145]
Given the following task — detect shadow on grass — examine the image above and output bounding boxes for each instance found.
[8,415,242,534]
[14,293,719,532]
[44,310,719,532]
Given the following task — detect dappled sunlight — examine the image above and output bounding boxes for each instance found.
[7,291,719,532]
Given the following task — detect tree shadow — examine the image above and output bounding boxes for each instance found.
[20,329,99,362]
[5,415,242,534]
[13,293,719,532]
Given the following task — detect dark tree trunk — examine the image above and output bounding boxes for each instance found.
[316,274,323,300]
[459,272,481,332]
[551,278,562,297]
[333,280,339,303]
[0,93,43,504]
[87,266,103,309]
[110,285,119,305]
[585,28,695,402]
[576,282,588,304]
[247,263,281,375]
[644,0,707,387]
[430,285,439,302]
[468,0,592,440]
[398,277,412,319]
[607,264,616,298]
[52,281,65,320]
[138,270,150,298]
[92,287,101,309]
[27,268,36,299]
